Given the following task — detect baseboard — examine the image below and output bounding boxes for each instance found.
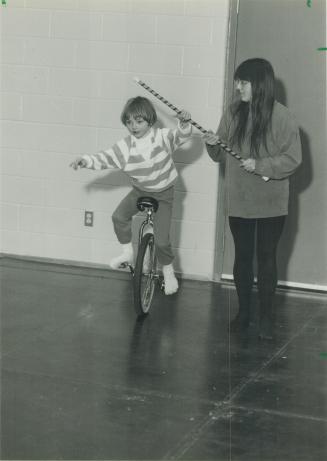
[1,253,326,293]
[0,252,211,282]
[0,252,112,272]
[221,273,327,294]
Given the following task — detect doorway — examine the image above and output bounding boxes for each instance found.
[220,0,326,290]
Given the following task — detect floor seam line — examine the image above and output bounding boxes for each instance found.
[231,404,327,423]
[225,313,322,403]
[162,403,230,460]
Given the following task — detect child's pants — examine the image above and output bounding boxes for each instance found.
[112,186,175,265]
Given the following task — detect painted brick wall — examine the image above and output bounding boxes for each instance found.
[0,0,229,280]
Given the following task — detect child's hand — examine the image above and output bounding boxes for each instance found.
[241,158,256,173]
[177,109,191,127]
[203,131,220,146]
[70,156,87,170]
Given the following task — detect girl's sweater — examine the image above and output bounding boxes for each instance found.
[82,123,191,192]
[206,101,302,218]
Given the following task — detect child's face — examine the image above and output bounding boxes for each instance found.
[125,115,151,139]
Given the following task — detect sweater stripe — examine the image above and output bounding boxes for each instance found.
[126,153,145,165]
[129,155,172,178]
[134,163,178,190]
[125,150,169,173]
[98,151,117,169]
[113,141,128,168]
[150,145,165,159]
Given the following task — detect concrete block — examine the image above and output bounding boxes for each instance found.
[1,8,50,37]
[76,41,128,71]
[51,11,102,40]
[24,38,76,67]
[103,13,155,43]
[2,93,22,120]
[50,68,101,98]
[2,65,49,94]
[22,95,73,124]
[157,15,211,45]
[129,44,182,75]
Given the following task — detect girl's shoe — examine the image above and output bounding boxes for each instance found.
[110,243,133,269]
[258,320,273,340]
[229,312,250,332]
[162,264,178,295]
[258,305,274,340]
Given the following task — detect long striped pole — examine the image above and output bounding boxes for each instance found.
[133,77,269,182]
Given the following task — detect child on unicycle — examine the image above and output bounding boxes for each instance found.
[70,96,192,295]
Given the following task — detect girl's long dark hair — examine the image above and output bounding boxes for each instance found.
[231,58,275,156]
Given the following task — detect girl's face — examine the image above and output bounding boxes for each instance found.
[235,79,252,102]
[125,115,151,138]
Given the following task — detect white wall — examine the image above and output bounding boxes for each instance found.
[0,0,229,280]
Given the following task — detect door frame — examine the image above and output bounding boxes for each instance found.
[213,0,239,281]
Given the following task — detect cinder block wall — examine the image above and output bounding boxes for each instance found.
[0,0,229,280]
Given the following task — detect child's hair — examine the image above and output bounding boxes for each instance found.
[120,96,157,126]
[231,58,275,156]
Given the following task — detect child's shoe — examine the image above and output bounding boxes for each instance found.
[110,243,133,269]
[162,263,178,295]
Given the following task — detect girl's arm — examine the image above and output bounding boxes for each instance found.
[204,110,230,163]
[255,113,302,179]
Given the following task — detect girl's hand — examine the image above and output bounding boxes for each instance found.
[177,110,191,127]
[241,158,256,173]
[70,156,87,170]
[203,130,220,146]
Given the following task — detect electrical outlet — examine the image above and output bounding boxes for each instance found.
[84,211,94,227]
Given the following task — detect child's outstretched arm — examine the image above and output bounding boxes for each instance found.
[70,156,87,170]
[69,143,128,171]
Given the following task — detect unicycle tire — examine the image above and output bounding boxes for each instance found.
[133,233,158,316]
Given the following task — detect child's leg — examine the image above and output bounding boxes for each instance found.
[152,187,177,295]
[110,189,139,268]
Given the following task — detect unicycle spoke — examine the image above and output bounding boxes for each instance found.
[141,277,152,305]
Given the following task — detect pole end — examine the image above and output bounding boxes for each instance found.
[133,76,140,83]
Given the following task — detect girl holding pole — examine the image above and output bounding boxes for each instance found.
[204,58,302,339]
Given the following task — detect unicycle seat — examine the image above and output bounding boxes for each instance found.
[137,197,159,213]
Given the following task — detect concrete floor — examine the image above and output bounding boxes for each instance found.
[1,257,327,460]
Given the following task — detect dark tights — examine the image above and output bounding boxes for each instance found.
[229,216,286,327]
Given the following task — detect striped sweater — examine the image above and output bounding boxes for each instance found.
[82,123,192,192]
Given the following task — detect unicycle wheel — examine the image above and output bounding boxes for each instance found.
[133,233,158,316]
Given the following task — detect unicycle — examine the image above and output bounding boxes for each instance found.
[123,197,164,318]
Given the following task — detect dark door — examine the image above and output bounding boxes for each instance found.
[222,0,326,289]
